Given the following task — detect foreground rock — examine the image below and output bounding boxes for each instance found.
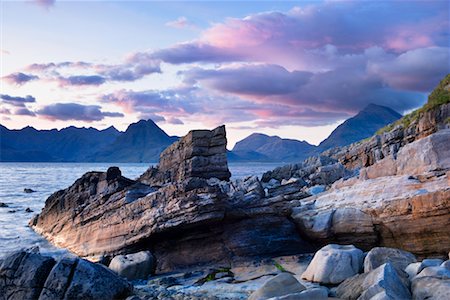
[411,276,450,300]
[248,273,306,300]
[364,247,417,273]
[291,130,450,257]
[336,262,411,300]
[301,244,364,284]
[0,250,132,300]
[109,251,155,280]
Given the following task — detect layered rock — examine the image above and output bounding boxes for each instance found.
[291,130,450,257]
[139,125,231,185]
[329,102,450,171]
[30,126,313,273]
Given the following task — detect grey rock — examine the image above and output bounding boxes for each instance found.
[417,259,444,274]
[248,273,306,300]
[364,247,416,273]
[109,251,155,280]
[441,260,450,270]
[405,262,422,279]
[301,244,364,284]
[411,276,450,300]
[0,250,55,300]
[40,256,132,300]
[415,266,450,280]
[336,262,410,300]
[267,287,328,299]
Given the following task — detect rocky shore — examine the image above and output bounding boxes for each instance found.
[1,79,449,299]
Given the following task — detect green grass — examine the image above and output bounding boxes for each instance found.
[376,74,450,135]
[274,262,286,272]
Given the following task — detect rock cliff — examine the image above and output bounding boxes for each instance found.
[30,126,313,273]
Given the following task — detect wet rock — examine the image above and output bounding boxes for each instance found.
[109,251,155,280]
[364,247,416,273]
[0,202,8,207]
[0,250,55,300]
[336,262,411,300]
[24,188,36,193]
[301,244,364,284]
[25,207,34,213]
[248,273,306,300]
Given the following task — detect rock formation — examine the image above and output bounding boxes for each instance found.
[30,125,313,273]
[0,250,132,300]
[139,125,231,185]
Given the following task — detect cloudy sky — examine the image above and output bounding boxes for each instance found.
[1,0,449,147]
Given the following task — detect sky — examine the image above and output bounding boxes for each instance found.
[1,0,449,147]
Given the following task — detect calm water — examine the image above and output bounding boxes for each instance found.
[0,162,282,258]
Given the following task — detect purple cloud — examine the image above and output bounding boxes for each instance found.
[152,42,245,64]
[3,73,39,85]
[184,64,312,96]
[15,108,36,116]
[58,75,106,86]
[37,103,123,121]
[0,94,36,107]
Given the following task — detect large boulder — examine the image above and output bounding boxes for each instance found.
[0,251,55,300]
[364,247,417,273]
[411,276,450,300]
[336,262,411,300]
[39,256,132,300]
[301,244,364,284]
[0,250,132,300]
[248,273,306,300]
[109,251,155,280]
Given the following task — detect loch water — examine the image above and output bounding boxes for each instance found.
[0,162,283,258]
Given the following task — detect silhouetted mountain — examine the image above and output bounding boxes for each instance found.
[0,125,120,162]
[318,104,402,150]
[90,119,178,162]
[230,133,316,162]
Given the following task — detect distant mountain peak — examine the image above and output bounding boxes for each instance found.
[319,104,401,150]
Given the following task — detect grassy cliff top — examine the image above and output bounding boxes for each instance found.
[377,74,450,134]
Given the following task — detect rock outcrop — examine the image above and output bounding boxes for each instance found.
[139,125,231,185]
[0,250,132,300]
[290,129,450,257]
[30,126,313,273]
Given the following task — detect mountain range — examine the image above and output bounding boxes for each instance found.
[0,104,401,163]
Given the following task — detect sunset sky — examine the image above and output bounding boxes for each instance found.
[1,0,449,147]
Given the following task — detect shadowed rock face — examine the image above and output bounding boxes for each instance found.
[0,250,132,300]
[30,126,314,273]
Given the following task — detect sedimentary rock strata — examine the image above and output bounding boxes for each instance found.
[30,126,312,273]
[291,130,450,257]
[140,125,231,185]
